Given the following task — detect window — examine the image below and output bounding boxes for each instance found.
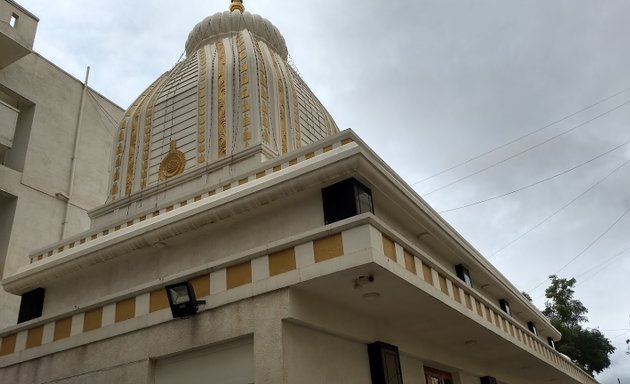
[527,321,537,336]
[499,299,512,316]
[10,13,18,28]
[455,264,472,287]
[322,178,374,224]
[367,341,403,384]
[17,288,45,323]
[424,367,453,384]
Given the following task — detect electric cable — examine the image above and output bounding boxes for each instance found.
[576,246,630,283]
[487,158,630,258]
[527,204,630,293]
[410,86,630,186]
[439,143,630,214]
[423,101,630,196]
[86,90,120,131]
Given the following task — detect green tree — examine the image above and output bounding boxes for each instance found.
[543,275,615,375]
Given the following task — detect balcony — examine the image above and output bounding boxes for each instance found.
[0,99,17,152]
[0,0,38,69]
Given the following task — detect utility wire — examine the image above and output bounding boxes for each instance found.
[87,90,120,130]
[439,142,630,214]
[531,246,630,302]
[528,204,630,293]
[577,246,630,283]
[423,101,630,196]
[410,86,630,186]
[487,158,630,258]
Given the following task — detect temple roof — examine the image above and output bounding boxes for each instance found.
[101,1,338,221]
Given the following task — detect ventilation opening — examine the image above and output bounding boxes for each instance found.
[17,288,45,323]
[9,13,18,28]
[322,178,374,225]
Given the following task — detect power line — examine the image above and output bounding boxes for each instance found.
[439,142,630,214]
[87,90,121,129]
[423,100,630,196]
[527,204,630,293]
[488,158,630,258]
[410,86,630,186]
[577,246,630,284]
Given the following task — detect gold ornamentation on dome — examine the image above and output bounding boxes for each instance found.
[197,48,208,163]
[237,32,252,146]
[290,73,302,149]
[270,51,288,154]
[251,35,271,145]
[216,41,227,158]
[159,141,186,180]
[229,0,244,13]
[125,113,140,196]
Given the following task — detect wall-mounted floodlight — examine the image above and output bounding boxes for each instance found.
[165,282,206,318]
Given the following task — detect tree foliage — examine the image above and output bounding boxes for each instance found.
[543,275,615,375]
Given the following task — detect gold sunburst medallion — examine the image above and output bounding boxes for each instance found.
[159,140,186,180]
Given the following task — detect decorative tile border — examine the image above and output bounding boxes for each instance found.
[374,231,597,384]
[12,217,597,384]
[29,137,356,264]
[2,230,346,360]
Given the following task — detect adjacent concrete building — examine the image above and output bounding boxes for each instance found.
[0,1,600,383]
[0,0,124,329]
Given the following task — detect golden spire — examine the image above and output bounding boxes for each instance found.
[230,0,245,13]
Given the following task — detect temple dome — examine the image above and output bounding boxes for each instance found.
[107,2,338,203]
[185,10,288,59]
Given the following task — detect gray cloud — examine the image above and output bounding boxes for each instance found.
[16,0,630,381]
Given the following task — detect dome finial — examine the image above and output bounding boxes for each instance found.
[230,0,245,13]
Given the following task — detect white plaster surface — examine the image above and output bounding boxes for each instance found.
[0,48,123,328]
[210,269,227,294]
[283,321,372,384]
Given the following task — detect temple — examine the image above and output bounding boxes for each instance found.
[0,1,599,383]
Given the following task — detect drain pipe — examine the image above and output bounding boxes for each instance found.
[60,66,90,240]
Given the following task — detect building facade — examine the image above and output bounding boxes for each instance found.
[0,1,599,383]
[0,0,124,329]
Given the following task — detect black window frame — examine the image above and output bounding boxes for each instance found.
[322,178,374,225]
[367,341,403,384]
[527,321,538,336]
[455,264,473,287]
[499,299,512,317]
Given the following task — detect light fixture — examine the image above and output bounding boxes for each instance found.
[353,275,374,289]
[165,282,206,318]
[417,232,430,240]
[362,292,381,301]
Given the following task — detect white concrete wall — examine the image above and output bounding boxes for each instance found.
[0,290,287,384]
[283,322,372,384]
[154,338,254,384]
[42,187,324,316]
[0,51,124,328]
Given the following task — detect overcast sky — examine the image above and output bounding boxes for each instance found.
[15,0,630,381]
